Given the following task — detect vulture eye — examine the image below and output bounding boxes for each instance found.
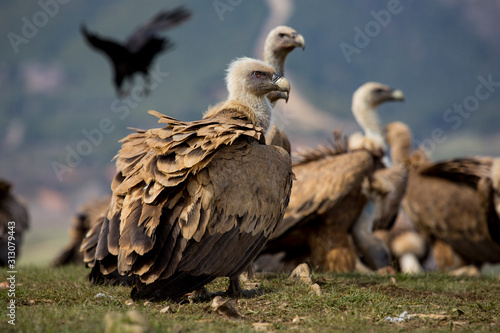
[252,71,265,79]
[278,33,286,38]
[374,88,386,94]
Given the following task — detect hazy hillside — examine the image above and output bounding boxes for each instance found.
[1,0,500,257]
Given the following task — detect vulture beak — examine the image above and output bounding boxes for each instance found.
[272,74,290,102]
[391,89,405,102]
[294,34,306,50]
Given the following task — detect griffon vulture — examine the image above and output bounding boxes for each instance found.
[373,122,428,274]
[259,82,404,273]
[0,180,29,267]
[204,26,305,153]
[88,57,293,300]
[81,7,191,96]
[264,25,305,153]
[399,139,500,270]
[52,196,110,267]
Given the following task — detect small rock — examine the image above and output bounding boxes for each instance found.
[292,315,300,323]
[211,296,243,320]
[390,277,397,285]
[125,299,134,306]
[310,283,322,296]
[0,281,10,289]
[290,263,313,285]
[143,301,152,307]
[160,306,171,314]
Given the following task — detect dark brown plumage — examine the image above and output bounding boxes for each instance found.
[81,7,191,96]
[401,141,500,270]
[258,83,404,273]
[88,57,293,300]
[0,180,29,267]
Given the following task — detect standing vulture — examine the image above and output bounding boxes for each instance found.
[264,25,305,153]
[81,7,191,96]
[399,138,500,271]
[373,122,428,274]
[88,57,293,300]
[258,82,404,273]
[204,25,305,153]
[0,180,29,267]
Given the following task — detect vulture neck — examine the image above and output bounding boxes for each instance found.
[352,100,386,152]
[264,50,287,76]
[264,51,288,108]
[229,92,273,134]
[390,136,411,166]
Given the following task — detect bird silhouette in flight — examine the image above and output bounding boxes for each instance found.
[81,7,191,97]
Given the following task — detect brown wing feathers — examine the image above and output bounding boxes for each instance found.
[91,97,292,294]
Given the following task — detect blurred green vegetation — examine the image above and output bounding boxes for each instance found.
[1,265,499,332]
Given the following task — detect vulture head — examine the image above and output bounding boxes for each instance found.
[264,26,305,75]
[353,82,404,109]
[349,82,404,156]
[226,57,290,102]
[225,57,290,132]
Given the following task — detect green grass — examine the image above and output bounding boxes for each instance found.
[1,265,499,332]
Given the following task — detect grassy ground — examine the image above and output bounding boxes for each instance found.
[1,265,499,332]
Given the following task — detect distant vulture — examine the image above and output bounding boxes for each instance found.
[81,7,191,96]
[258,82,404,273]
[263,25,305,153]
[373,122,428,274]
[0,180,29,267]
[204,25,305,153]
[87,57,293,300]
[399,137,500,271]
[51,196,109,267]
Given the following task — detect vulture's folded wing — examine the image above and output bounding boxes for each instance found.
[419,157,493,189]
[273,138,374,239]
[94,108,292,291]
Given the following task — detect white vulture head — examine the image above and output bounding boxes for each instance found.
[225,57,290,132]
[350,82,405,156]
[264,25,305,76]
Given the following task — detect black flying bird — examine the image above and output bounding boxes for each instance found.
[81,7,191,97]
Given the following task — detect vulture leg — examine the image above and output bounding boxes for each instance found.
[226,276,243,298]
[225,275,260,298]
[351,201,394,273]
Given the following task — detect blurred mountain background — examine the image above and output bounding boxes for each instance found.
[1,0,500,265]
